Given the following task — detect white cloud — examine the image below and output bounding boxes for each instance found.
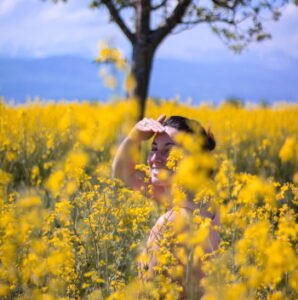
[0,0,297,63]
[156,3,298,63]
[37,1,95,23]
[157,23,230,62]
[284,3,298,17]
[0,0,129,58]
[0,0,19,16]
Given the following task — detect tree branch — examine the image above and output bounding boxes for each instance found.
[151,0,192,46]
[101,0,136,43]
[151,0,168,10]
[212,0,239,10]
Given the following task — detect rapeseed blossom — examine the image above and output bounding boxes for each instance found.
[0,98,297,299]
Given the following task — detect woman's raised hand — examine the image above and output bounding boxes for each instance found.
[130,115,166,141]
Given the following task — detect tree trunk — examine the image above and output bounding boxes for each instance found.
[131,44,155,120]
[101,0,192,120]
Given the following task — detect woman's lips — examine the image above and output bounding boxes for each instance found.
[151,166,166,170]
[150,167,166,175]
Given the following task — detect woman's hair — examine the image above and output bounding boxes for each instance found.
[163,116,216,151]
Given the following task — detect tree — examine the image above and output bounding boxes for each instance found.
[51,0,296,119]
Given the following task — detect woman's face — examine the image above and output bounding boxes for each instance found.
[147,126,179,186]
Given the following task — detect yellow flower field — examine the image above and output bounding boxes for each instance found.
[0,98,297,299]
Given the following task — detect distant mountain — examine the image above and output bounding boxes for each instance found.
[150,57,298,104]
[0,56,110,103]
[1,55,297,104]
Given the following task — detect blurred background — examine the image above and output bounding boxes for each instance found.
[1,0,298,105]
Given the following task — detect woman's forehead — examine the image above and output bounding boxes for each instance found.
[152,126,178,146]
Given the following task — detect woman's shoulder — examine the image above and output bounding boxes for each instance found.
[147,208,190,246]
[152,207,192,236]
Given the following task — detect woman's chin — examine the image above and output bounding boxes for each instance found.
[150,175,171,187]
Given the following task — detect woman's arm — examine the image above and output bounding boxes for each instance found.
[111,134,141,188]
[112,115,166,189]
[205,208,220,253]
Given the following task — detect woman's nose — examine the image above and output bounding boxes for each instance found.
[151,151,163,163]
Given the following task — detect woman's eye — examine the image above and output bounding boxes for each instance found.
[151,148,157,152]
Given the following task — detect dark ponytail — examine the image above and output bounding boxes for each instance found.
[204,128,216,151]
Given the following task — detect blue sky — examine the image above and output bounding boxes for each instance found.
[1,0,298,64]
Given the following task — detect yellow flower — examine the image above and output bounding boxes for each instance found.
[123,72,136,94]
[46,170,65,195]
[99,47,111,61]
[0,169,12,185]
[279,137,298,162]
[0,285,9,297]
[166,147,184,171]
[104,75,117,89]
[18,196,41,208]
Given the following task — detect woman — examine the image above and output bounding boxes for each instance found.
[112,115,219,298]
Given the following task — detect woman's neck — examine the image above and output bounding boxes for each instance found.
[152,184,171,204]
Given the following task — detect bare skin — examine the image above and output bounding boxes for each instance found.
[112,114,170,200]
[112,115,166,182]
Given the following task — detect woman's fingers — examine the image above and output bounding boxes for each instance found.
[149,118,165,132]
[136,118,151,130]
[132,115,167,140]
[137,118,164,132]
[157,114,166,123]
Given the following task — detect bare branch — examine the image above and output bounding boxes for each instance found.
[151,0,168,10]
[212,0,239,10]
[152,0,192,46]
[101,0,136,43]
